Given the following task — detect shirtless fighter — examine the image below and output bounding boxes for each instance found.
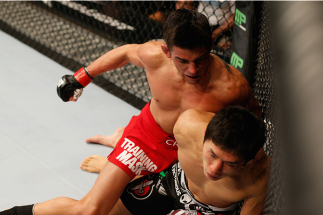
[77,8,261,174]
[0,9,260,215]
[109,106,270,215]
[0,108,269,215]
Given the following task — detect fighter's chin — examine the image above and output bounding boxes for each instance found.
[184,74,201,84]
[184,78,199,85]
[205,172,223,181]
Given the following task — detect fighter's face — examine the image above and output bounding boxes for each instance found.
[170,45,211,85]
[202,140,245,181]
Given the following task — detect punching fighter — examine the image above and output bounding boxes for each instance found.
[72,7,260,174]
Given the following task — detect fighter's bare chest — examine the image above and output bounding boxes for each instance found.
[195,181,250,207]
[151,86,228,113]
[146,66,236,112]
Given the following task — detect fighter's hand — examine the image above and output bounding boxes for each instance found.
[57,67,93,102]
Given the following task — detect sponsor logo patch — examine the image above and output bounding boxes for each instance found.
[116,138,158,175]
[127,178,155,200]
[163,135,178,150]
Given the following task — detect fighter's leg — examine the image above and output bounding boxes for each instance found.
[80,155,107,173]
[109,199,132,215]
[115,170,174,215]
[85,127,125,148]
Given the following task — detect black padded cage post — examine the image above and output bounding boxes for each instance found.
[264,1,323,215]
[230,1,262,87]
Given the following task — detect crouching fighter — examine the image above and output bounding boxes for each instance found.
[108,106,271,215]
[0,106,269,215]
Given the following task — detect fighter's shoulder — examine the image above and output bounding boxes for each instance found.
[138,41,166,68]
[174,109,214,138]
[220,64,252,104]
[212,55,247,83]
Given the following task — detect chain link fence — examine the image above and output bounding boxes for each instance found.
[254,2,281,214]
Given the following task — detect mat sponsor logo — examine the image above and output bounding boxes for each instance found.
[116,138,158,175]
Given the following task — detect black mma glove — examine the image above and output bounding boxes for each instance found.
[57,67,93,102]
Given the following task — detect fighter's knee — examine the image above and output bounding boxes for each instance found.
[75,202,99,215]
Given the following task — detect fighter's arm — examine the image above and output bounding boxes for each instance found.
[240,191,267,215]
[240,152,271,215]
[33,161,131,215]
[86,41,165,77]
[57,41,165,102]
[86,44,144,77]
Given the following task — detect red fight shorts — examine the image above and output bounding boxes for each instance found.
[108,102,178,178]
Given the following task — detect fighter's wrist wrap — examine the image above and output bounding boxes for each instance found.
[74,67,93,87]
[83,67,93,79]
[0,204,34,215]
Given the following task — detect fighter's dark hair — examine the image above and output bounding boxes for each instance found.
[204,106,265,163]
[162,8,212,51]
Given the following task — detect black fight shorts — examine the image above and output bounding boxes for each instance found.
[120,162,238,215]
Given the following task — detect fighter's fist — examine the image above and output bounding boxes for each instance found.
[57,67,93,102]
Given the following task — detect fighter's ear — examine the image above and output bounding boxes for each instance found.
[161,44,171,58]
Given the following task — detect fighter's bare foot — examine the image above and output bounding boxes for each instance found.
[85,127,125,148]
[80,155,107,173]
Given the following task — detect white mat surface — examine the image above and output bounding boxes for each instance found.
[0,30,140,210]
